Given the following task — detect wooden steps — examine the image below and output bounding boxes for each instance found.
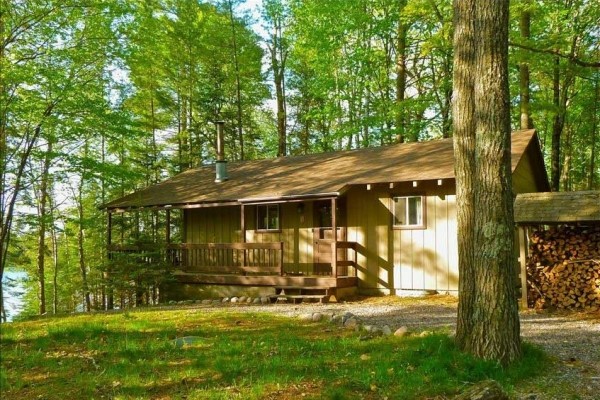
[269,286,335,304]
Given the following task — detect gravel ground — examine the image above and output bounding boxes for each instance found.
[193,295,600,399]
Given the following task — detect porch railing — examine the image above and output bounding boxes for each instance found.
[335,241,358,277]
[108,240,357,277]
[166,242,284,275]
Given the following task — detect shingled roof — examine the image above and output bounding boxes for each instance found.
[104,129,540,210]
[514,191,600,224]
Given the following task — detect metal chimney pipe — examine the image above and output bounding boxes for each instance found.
[215,121,228,182]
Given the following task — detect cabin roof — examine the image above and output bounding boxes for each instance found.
[514,191,600,224]
[104,129,544,210]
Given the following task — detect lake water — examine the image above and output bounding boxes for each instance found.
[2,270,26,321]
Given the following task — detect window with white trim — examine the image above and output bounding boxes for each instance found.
[257,204,280,231]
[393,196,425,228]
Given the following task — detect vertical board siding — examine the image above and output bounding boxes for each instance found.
[435,195,450,291]
[424,197,437,289]
[346,183,458,293]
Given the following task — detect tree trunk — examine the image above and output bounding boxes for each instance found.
[36,139,53,315]
[453,0,521,365]
[519,0,533,130]
[589,77,598,190]
[395,1,408,143]
[50,212,59,315]
[76,142,91,312]
[228,0,244,161]
[550,56,563,191]
[452,0,477,351]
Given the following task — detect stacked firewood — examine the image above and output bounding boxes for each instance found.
[526,225,600,311]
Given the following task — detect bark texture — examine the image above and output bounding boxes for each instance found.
[452,0,477,351]
[452,0,522,364]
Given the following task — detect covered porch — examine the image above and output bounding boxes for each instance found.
[106,196,359,299]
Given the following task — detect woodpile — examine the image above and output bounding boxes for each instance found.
[526,225,600,311]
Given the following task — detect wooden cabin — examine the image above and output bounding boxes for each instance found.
[104,129,549,302]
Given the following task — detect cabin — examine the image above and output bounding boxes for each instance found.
[104,129,549,302]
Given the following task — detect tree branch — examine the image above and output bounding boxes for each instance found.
[509,41,600,68]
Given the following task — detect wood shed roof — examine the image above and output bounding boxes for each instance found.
[104,129,542,210]
[514,191,600,224]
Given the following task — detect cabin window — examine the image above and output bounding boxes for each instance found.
[257,204,280,231]
[393,196,425,229]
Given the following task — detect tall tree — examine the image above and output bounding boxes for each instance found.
[263,0,289,157]
[452,0,521,364]
[518,0,533,130]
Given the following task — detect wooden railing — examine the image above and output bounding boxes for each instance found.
[107,241,357,277]
[166,242,284,275]
[334,241,358,277]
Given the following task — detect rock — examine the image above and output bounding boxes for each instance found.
[238,296,247,303]
[394,326,408,337]
[201,299,212,305]
[168,300,177,305]
[299,313,313,322]
[260,297,269,304]
[342,312,354,324]
[246,297,253,303]
[454,380,509,400]
[331,314,344,324]
[381,325,392,336]
[253,297,261,304]
[312,313,323,322]
[212,299,221,305]
[230,297,239,303]
[344,317,359,329]
[419,330,432,337]
[360,354,371,361]
[222,297,230,303]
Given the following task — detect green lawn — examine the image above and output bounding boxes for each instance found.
[0,307,546,399]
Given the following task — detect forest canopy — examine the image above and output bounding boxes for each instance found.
[1,0,598,320]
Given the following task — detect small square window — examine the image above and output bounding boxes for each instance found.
[257,204,280,231]
[393,196,425,229]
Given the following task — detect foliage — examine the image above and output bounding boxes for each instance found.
[0,309,548,399]
[2,0,599,317]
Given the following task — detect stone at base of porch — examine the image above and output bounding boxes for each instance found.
[161,274,358,303]
[161,283,277,302]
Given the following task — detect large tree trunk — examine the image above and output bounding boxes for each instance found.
[453,0,521,365]
[452,0,477,351]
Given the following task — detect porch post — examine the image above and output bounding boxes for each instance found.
[518,226,529,309]
[165,209,171,244]
[107,211,112,247]
[331,197,338,277]
[106,211,114,310]
[241,204,247,267]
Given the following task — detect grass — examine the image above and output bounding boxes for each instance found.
[0,306,547,399]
